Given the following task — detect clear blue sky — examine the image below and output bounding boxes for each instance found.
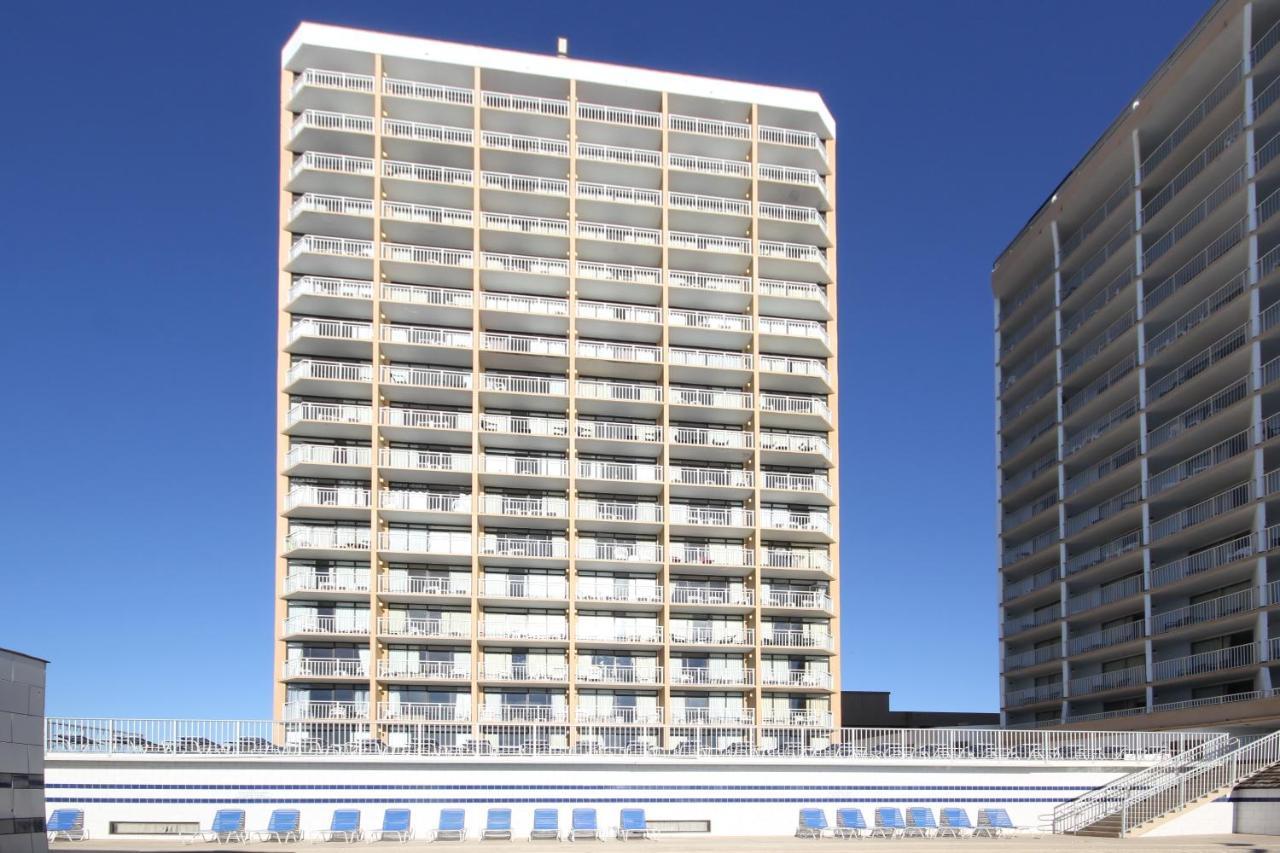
[3,0,1210,718]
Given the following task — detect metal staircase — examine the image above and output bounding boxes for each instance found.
[1053,729,1280,837]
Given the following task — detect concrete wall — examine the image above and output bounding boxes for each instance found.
[1234,788,1280,835]
[47,756,1132,839]
[0,650,46,853]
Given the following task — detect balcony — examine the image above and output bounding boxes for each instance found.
[478,414,567,447]
[668,505,754,530]
[282,614,369,638]
[283,658,368,679]
[1002,527,1058,569]
[762,548,833,575]
[482,373,569,408]
[576,499,663,527]
[669,426,752,458]
[760,709,834,728]
[286,401,372,439]
[577,141,661,169]
[758,240,829,281]
[759,317,831,357]
[577,379,663,416]
[669,192,751,224]
[576,663,664,685]
[761,670,833,690]
[379,574,471,598]
[669,708,756,726]
[1149,480,1252,542]
[377,530,471,557]
[480,575,569,601]
[381,159,474,197]
[379,408,472,439]
[758,279,829,320]
[668,270,752,305]
[667,348,752,382]
[1150,532,1256,589]
[381,243,473,286]
[1152,588,1257,634]
[381,117,473,151]
[481,535,569,561]
[575,420,662,448]
[381,200,473,242]
[284,444,371,477]
[379,284,473,328]
[480,494,568,522]
[288,193,374,238]
[761,630,834,650]
[287,235,373,278]
[285,360,372,398]
[759,356,831,393]
[1004,684,1062,708]
[1152,643,1258,681]
[576,540,662,566]
[757,202,828,245]
[283,570,370,597]
[669,543,752,570]
[759,511,833,539]
[669,466,753,495]
[283,701,369,721]
[379,324,472,362]
[1068,665,1146,697]
[380,365,472,405]
[576,341,663,376]
[1147,429,1250,497]
[379,702,471,722]
[668,152,751,181]
[670,667,754,687]
[480,663,569,682]
[289,152,375,197]
[577,460,663,490]
[1003,603,1061,637]
[378,490,470,519]
[1064,484,1141,538]
[1064,441,1138,500]
[576,580,663,605]
[669,587,754,608]
[378,448,472,482]
[1146,325,1248,406]
[669,626,754,647]
[760,393,831,429]
[284,485,371,518]
[1003,566,1058,603]
[1068,619,1146,657]
[287,275,373,317]
[575,707,665,725]
[478,705,569,723]
[377,660,470,681]
[575,623,663,645]
[480,455,568,482]
[576,181,662,209]
[481,129,568,159]
[1066,574,1144,616]
[381,76,473,107]
[1003,645,1061,671]
[762,590,833,612]
[762,471,833,502]
[575,301,662,341]
[289,110,373,155]
[378,616,470,640]
[283,526,371,556]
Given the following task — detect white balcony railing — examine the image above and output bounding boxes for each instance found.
[290,235,373,261]
[668,192,751,217]
[481,576,569,600]
[380,324,472,349]
[377,660,470,680]
[382,76,474,106]
[577,101,661,128]
[291,193,374,220]
[578,221,662,246]
[760,432,830,457]
[669,586,754,607]
[283,571,370,595]
[670,467,753,488]
[761,393,831,420]
[481,171,569,197]
[760,709,835,728]
[480,494,568,519]
[670,387,751,409]
[484,332,569,357]
[760,355,831,383]
[668,231,752,255]
[480,412,568,438]
[290,275,374,303]
[482,291,569,316]
[576,300,661,325]
[379,574,472,597]
[575,500,663,524]
[287,401,372,428]
[577,340,662,363]
[668,505,755,527]
[480,663,569,682]
[289,316,372,342]
[576,182,662,207]
[759,279,827,306]
[576,664,664,685]
[285,486,371,512]
[576,141,661,168]
[575,581,664,604]
[670,270,752,294]
[758,125,823,151]
[577,261,663,285]
[379,490,470,514]
[1152,643,1258,681]
[576,421,662,443]
[668,347,752,370]
[481,535,569,559]
[577,379,663,403]
[479,622,569,641]
[577,540,663,563]
[757,163,823,188]
[762,630,834,650]
[669,544,753,567]
[760,316,829,343]
[380,702,471,722]
[283,527,371,552]
[670,426,752,449]
[481,455,569,477]
[671,667,754,686]
[762,548,832,573]
[291,109,373,138]
[763,590,833,611]
[575,707,665,725]
[577,460,663,483]
[576,623,663,644]
[669,707,756,726]
[282,615,369,636]
[480,129,569,157]
[381,118,473,147]
[381,242,473,268]
[668,152,752,178]
[483,372,569,396]
[760,511,832,535]
[378,530,472,555]
[377,617,471,639]
[478,705,569,723]
[762,472,833,497]
[761,670,834,689]
[379,407,473,432]
[382,159,474,187]
[283,658,369,679]
[381,282,474,310]
[378,448,472,473]
[481,251,570,276]
[283,701,370,720]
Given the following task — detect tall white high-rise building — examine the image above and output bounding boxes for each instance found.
[276,23,839,749]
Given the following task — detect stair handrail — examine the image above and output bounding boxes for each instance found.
[1052,733,1234,833]
[1119,728,1280,836]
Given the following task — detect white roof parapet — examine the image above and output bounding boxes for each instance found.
[282,22,835,138]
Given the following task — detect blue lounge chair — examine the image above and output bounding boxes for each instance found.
[796,809,830,838]
[617,809,650,840]
[368,809,412,842]
[939,808,973,838]
[834,808,866,839]
[529,809,560,841]
[975,808,1016,837]
[188,810,247,844]
[430,809,466,842]
[482,808,512,841]
[870,807,905,838]
[252,809,302,842]
[47,810,87,841]
[905,807,938,837]
[317,810,362,842]
[569,808,601,842]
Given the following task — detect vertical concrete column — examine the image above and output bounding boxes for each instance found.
[369,54,387,734]
[822,130,841,738]
[467,65,482,745]
[566,77,580,746]
[658,90,673,749]
[748,102,764,743]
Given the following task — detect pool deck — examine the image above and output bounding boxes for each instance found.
[49,835,1280,852]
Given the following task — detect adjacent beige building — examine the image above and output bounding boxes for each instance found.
[995,0,1280,730]
[275,23,839,749]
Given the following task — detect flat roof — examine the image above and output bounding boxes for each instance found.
[993,0,1234,267]
[0,647,48,663]
[282,22,836,137]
